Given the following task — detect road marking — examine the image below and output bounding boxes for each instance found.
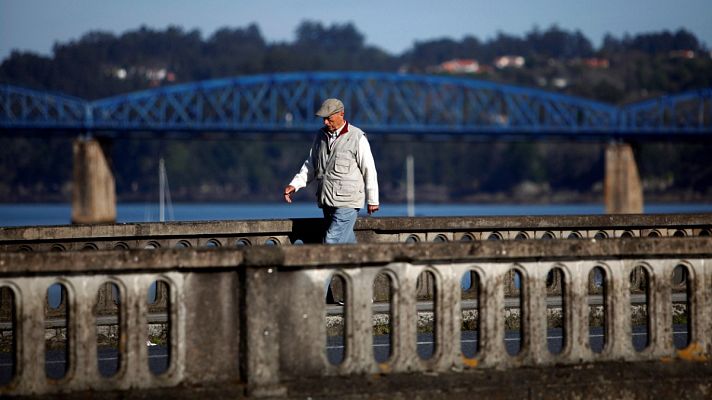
[327,330,689,349]
[0,354,168,367]
[0,330,690,365]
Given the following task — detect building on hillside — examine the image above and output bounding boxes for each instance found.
[569,58,610,69]
[582,58,610,68]
[109,66,177,84]
[434,59,480,74]
[552,77,568,89]
[494,55,525,69]
[669,50,695,59]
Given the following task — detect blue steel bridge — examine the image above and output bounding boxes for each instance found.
[1,71,711,139]
[2,73,712,399]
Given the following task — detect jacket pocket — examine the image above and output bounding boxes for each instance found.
[334,157,351,174]
[335,181,357,197]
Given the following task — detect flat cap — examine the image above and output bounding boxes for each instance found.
[315,98,344,118]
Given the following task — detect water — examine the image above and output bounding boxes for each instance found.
[1,202,712,227]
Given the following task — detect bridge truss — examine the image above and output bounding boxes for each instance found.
[2,72,711,139]
[620,88,712,136]
[0,85,87,131]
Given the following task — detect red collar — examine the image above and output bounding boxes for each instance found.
[322,121,349,138]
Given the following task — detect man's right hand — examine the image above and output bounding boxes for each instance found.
[283,185,296,203]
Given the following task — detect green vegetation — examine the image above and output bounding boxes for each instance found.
[1,23,711,203]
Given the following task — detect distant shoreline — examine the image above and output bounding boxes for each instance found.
[2,191,710,205]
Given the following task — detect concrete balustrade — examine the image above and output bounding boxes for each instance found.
[1,214,707,329]
[0,235,710,396]
[1,214,711,252]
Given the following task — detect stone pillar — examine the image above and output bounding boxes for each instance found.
[604,142,643,214]
[72,137,116,224]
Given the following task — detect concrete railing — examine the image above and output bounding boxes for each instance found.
[2,214,706,324]
[1,214,710,252]
[0,236,710,396]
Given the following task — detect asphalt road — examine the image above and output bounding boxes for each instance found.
[0,345,170,384]
[328,325,691,364]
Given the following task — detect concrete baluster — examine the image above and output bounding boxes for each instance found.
[435,264,458,370]
[526,263,547,364]
[567,262,591,362]
[610,261,633,358]
[67,277,96,389]
[122,275,147,388]
[652,262,673,357]
[392,263,418,372]
[348,268,375,374]
[16,279,48,393]
[480,264,506,367]
[689,260,710,358]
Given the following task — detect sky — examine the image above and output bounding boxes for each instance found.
[1,0,712,61]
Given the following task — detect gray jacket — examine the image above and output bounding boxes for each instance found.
[314,123,367,208]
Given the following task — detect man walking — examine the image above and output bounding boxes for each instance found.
[283,98,379,243]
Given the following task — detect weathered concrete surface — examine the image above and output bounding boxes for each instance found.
[12,361,712,399]
[182,272,241,385]
[1,232,710,397]
[0,247,246,275]
[71,138,116,224]
[283,361,712,399]
[605,142,643,214]
[1,237,711,275]
[2,213,711,252]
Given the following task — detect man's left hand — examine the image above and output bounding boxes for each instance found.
[367,204,379,215]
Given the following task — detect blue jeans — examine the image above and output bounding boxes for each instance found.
[323,207,357,301]
[323,207,358,244]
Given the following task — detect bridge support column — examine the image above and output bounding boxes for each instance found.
[71,137,116,224]
[604,142,643,214]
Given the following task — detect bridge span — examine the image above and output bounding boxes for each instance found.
[2,73,711,138]
[2,73,712,221]
[1,214,712,398]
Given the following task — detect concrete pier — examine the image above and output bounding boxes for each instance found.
[71,138,116,224]
[604,142,643,214]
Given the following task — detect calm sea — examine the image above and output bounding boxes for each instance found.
[2,202,712,227]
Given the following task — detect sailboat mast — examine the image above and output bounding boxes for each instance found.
[406,154,415,217]
[159,158,165,222]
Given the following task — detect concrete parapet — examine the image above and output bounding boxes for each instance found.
[2,214,711,253]
[0,236,711,397]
